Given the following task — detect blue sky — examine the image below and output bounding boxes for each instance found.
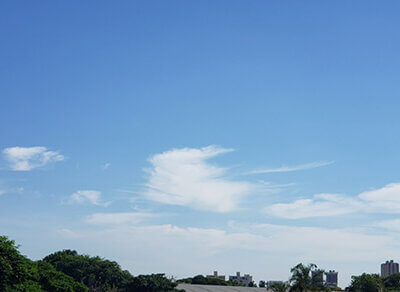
[2,0,400,287]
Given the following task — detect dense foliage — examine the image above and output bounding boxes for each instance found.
[43,249,178,292]
[0,236,87,291]
[43,249,133,291]
[129,274,178,292]
[177,274,241,286]
[345,272,400,292]
[1,235,179,292]
[384,273,400,291]
[346,273,384,292]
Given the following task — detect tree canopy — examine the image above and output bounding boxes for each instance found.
[129,274,178,292]
[1,235,179,292]
[346,273,384,292]
[177,275,242,286]
[384,273,400,290]
[43,249,134,291]
[289,263,325,292]
[0,236,87,292]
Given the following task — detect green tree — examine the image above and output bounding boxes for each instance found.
[36,261,87,292]
[289,263,323,292]
[129,273,177,292]
[0,236,32,290]
[346,273,383,292]
[384,273,400,291]
[0,236,87,292]
[43,249,133,291]
[176,275,241,286]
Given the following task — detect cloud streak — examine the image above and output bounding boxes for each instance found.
[248,161,334,174]
[2,146,64,171]
[86,212,156,225]
[68,190,110,206]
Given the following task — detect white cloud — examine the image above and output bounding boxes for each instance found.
[248,161,334,174]
[266,194,362,219]
[69,190,110,206]
[359,183,400,212]
[266,183,400,219]
[86,212,156,225]
[143,146,252,212]
[3,146,64,171]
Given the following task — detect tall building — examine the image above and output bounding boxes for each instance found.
[229,272,253,286]
[311,270,324,286]
[206,271,225,281]
[381,260,399,278]
[326,270,338,287]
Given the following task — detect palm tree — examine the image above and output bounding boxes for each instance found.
[289,263,323,292]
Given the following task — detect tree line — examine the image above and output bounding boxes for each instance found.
[271,263,400,292]
[177,274,245,286]
[0,235,178,292]
[4,235,400,292]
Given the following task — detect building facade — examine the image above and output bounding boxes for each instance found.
[311,270,324,286]
[229,272,253,286]
[325,270,338,287]
[381,260,399,278]
[206,271,225,281]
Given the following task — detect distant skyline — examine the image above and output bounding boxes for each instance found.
[2,1,400,288]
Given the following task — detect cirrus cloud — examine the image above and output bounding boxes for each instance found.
[86,212,157,225]
[248,161,334,174]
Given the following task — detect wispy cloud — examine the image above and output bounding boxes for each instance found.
[86,212,156,225]
[143,145,252,212]
[68,190,110,207]
[2,146,64,171]
[265,194,362,219]
[248,161,334,174]
[0,186,24,196]
[358,183,400,212]
[266,183,400,219]
[372,219,400,231]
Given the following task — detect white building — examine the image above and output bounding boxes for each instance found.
[229,272,253,286]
